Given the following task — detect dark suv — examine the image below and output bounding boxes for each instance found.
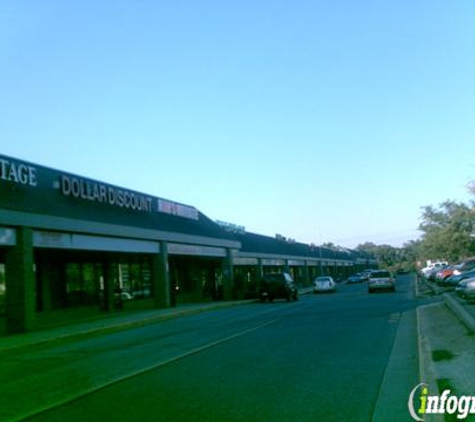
[259,273,298,302]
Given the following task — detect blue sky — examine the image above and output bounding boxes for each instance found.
[1,1,474,247]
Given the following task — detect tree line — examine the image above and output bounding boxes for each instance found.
[355,180,475,272]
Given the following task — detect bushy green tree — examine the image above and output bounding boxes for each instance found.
[418,200,475,262]
[356,242,399,269]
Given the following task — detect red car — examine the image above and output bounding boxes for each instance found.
[436,266,456,282]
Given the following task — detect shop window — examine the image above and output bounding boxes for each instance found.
[132,261,151,299]
[117,260,151,300]
[65,263,100,307]
[66,264,82,306]
[82,264,101,305]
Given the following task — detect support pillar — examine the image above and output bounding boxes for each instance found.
[5,227,36,333]
[303,262,310,286]
[257,259,264,280]
[221,249,235,301]
[102,259,115,312]
[152,241,171,308]
[284,260,290,274]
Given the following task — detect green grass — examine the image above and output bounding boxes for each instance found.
[432,349,455,362]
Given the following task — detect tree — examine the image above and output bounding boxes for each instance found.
[467,180,475,197]
[356,242,400,269]
[418,200,475,262]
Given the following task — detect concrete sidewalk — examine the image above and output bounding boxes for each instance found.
[416,277,475,421]
[417,275,475,333]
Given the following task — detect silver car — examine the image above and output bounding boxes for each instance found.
[368,270,395,293]
[314,276,336,293]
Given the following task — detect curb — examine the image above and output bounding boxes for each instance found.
[417,276,446,296]
[416,305,444,422]
[443,293,475,334]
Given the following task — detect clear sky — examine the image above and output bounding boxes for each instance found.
[1,1,474,248]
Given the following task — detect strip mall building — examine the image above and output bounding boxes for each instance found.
[0,154,375,335]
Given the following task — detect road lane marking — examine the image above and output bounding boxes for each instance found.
[15,318,283,422]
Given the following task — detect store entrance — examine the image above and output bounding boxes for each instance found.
[168,256,223,305]
[35,250,153,313]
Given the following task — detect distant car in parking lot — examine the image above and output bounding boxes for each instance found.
[348,273,364,283]
[420,261,448,278]
[439,269,475,287]
[451,259,475,277]
[314,276,336,293]
[368,270,395,293]
[259,273,298,302]
[360,270,374,281]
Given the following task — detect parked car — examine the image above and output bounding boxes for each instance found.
[368,270,395,293]
[451,259,475,277]
[439,269,475,287]
[314,276,336,293]
[360,270,374,281]
[421,262,448,278]
[426,265,451,282]
[435,266,457,283]
[259,273,298,302]
[455,277,475,300]
[348,273,364,283]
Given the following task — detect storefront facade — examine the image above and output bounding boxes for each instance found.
[0,154,376,335]
[0,154,239,334]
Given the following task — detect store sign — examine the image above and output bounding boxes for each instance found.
[0,153,201,225]
[60,175,154,212]
[216,220,246,234]
[157,199,199,220]
[233,257,258,266]
[168,243,226,257]
[0,158,37,187]
[288,260,305,266]
[261,259,286,266]
[33,230,160,253]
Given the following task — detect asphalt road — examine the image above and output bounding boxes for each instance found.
[2,275,421,422]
